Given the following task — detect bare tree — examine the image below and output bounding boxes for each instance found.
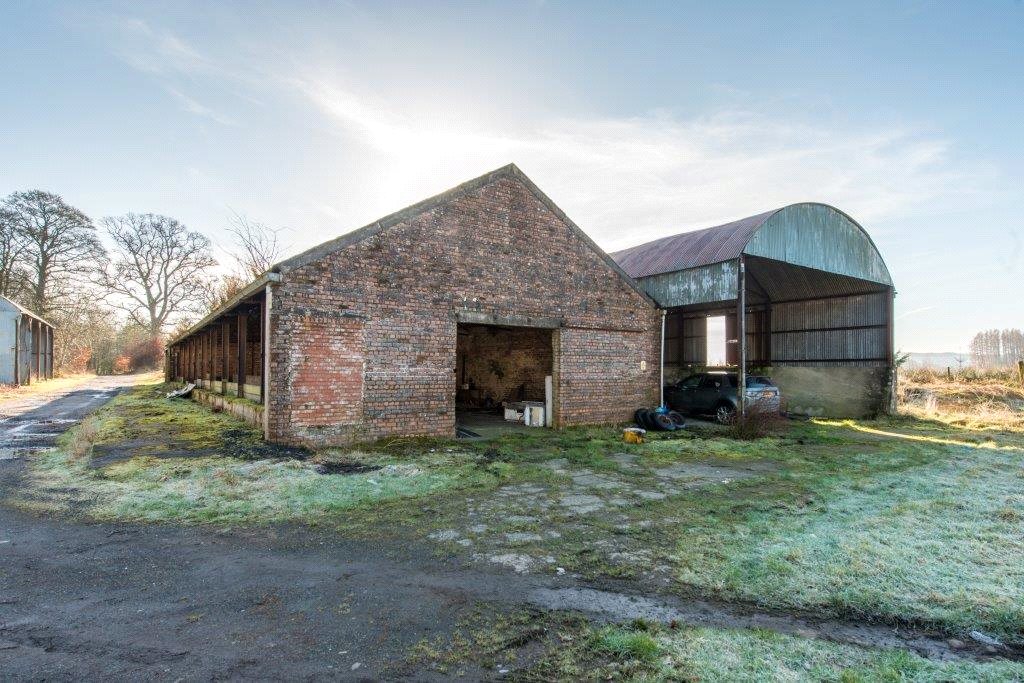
[200,271,249,313]
[226,212,286,278]
[0,203,30,299]
[198,212,287,314]
[100,213,217,337]
[3,190,105,316]
[970,328,1024,368]
[49,291,119,373]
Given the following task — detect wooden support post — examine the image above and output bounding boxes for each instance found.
[207,330,214,386]
[258,300,265,404]
[237,312,247,399]
[13,317,20,385]
[33,319,40,382]
[221,320,230,395]
[46,326,53,379]
[886,286,895,367]
[22,319,28,386]
[737,256,747,418]
[887,286,897,414]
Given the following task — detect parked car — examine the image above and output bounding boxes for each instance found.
[664,372,780,423]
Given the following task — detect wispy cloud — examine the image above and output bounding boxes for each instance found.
[107,18,243,128]
[110,18,218,76]
[164,87,234,126]
[292,77,997,250]
[897,305,937,320]
[101,16,1002,253]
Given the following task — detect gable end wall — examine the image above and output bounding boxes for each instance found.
[266,176,660,446]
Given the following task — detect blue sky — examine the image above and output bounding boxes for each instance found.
[1,1,1020,352]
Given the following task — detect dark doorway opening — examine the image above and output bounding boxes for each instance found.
[455,323,553,436]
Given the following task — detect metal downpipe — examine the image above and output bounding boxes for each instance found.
[660,308,667,408]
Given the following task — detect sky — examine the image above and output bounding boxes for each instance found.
[0,1,1020,353]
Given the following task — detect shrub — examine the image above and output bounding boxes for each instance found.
[729,400,784,440]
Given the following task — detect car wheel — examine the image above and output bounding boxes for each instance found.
[715,403,736,425]
[667,411,685,428]
[641,409,660,430]
[653,412,675,431]
[633,409,648,428]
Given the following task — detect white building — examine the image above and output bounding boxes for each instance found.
[0,295,54,385]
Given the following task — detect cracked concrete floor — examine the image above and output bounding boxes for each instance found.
[426,453,776,578]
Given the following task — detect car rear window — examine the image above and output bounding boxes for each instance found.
[747,376,775,387]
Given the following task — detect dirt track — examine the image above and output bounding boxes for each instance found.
[0,376,138,460]
[0,377,1013,680]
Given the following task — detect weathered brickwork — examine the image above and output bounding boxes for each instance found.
[266,169,660,446]
[555,326,656,426]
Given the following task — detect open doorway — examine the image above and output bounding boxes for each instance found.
[455,323,553,436]
[706,315,727,366]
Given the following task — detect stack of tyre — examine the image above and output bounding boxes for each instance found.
[634,408,685,432]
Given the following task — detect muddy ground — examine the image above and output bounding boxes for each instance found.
[0,377,1017,679]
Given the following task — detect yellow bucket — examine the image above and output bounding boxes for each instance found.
[623,427,645,444]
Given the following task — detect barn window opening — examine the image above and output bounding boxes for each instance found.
[706,315,727,366]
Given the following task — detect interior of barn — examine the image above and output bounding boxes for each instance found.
[455,323,554,436]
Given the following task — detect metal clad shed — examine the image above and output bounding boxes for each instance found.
[611,203,896,417]
[0,296,55,385]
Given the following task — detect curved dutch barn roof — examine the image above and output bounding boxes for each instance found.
[611,203,892,287]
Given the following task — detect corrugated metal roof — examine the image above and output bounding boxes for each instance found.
[610,209,777,278]
[0,295,53,327]
[610,202,893,291]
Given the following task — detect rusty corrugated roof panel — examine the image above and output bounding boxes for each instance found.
[610,209,777,278]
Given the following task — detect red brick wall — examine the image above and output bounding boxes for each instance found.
[555,326,656,426]
[285,313,365,439]
[267,173,660,446]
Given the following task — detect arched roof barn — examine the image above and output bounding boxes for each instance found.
[612,202,896,417]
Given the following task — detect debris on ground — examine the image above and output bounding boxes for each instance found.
[970,631,1004,648]
[314,460,383,475]
[165,383,195,399]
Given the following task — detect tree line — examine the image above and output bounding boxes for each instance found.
[969,329,1024,368]
[0,190,284,374]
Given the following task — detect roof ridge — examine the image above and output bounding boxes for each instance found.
[0,294,52,327]
[271,163,654,304]
[610,207,780,258]
[274,163,520,273]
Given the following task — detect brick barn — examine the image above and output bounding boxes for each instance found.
[166,165,661,446]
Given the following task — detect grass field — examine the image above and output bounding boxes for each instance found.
[19,379,500,523]
[19,371,1024,678]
